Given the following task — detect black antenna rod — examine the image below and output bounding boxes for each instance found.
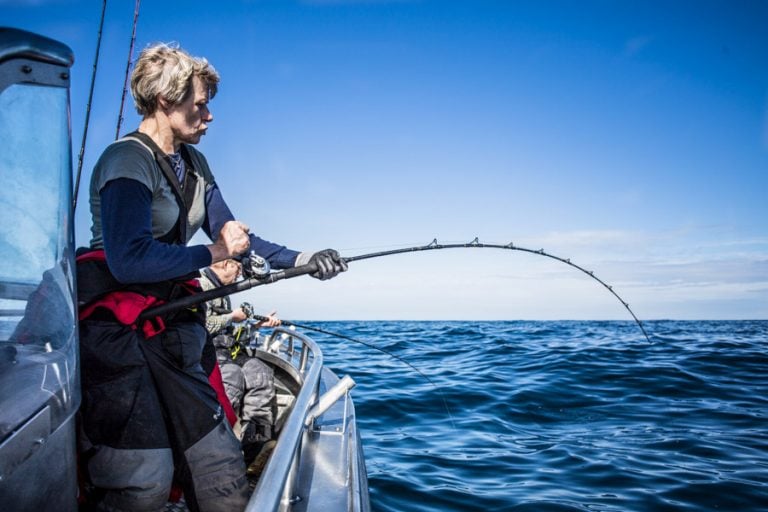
[73,0,107,213]
[115,0,141,140]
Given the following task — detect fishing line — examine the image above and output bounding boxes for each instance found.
[251,315,457,428]
[72,0,107,213]
[140,237,651,343]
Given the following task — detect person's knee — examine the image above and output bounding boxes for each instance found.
[185,420,248,511]
[88,446,174,511]
[100,484,173,512]
[242,358,273,390]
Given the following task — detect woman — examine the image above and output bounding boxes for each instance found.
[77,43,346,511]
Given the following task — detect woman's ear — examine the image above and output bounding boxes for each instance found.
[157,95,170,112]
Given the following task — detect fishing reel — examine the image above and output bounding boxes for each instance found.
[241,251,271,279]
[240,301,255,319]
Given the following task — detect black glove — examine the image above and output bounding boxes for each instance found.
[297,249,348,280]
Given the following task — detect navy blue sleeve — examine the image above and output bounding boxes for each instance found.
[203,183,300,269]
[202,183,235,238]
[101,178,212,283]
[247,234,300,269]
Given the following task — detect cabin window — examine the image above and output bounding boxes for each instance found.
[0,80,77,442]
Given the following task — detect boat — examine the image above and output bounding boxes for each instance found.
[0,27,370,512]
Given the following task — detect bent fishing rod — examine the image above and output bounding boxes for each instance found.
[139,237,651,343]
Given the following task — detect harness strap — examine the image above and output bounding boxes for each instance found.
[123,131,193,244]
[180,144,200,219]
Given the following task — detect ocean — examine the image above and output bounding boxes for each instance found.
[307,320,768,512]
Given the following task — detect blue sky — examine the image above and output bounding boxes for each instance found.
[5,0,768,321]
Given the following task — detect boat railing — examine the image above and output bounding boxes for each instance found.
[245,326,323,511]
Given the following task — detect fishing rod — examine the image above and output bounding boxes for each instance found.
[139,238,651,342]
[72,0,107,213]
[115,0,141,139]
[140,260,321,320]
[249,314,456,428]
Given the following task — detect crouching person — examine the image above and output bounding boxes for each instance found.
[199,259,280,476]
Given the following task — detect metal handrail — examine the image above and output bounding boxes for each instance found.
[245,327,324,511]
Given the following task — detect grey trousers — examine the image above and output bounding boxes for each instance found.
[219,355,275,432]
[79,320,249,512]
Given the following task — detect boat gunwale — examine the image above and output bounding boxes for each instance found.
[245,327,324,511]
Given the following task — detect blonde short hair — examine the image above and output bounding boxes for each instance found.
[130,43,220,116]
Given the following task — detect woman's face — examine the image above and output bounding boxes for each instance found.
[167,75,213,147]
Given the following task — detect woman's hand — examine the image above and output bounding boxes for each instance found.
[208,220,250,262]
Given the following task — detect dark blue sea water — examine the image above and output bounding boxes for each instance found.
[307,320,768,512]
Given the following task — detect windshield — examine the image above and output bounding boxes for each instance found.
[0,83,71,284]
[0,80,78,441]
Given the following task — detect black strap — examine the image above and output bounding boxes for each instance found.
[123,131,191,244]
[179,144,200,215]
